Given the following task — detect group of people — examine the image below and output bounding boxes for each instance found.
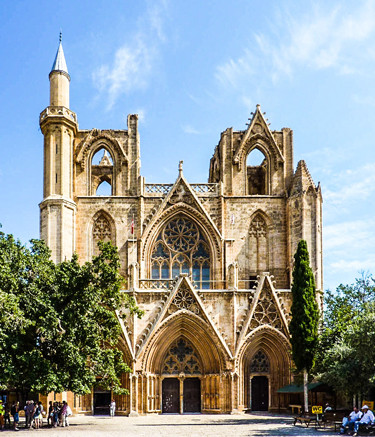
[340,405,375,436]
[0,398,72,431]
[47,400,73,428]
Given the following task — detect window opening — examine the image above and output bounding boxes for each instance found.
[96,180,112,196]
[246,148,267,195]
[150,216,210,288]
[92,148,113,165]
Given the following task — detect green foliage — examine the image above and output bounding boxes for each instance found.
[314,275,375,397]
[289,240,320,372]
[0,230,142,395]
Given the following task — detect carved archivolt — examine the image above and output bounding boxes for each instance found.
[76,130,128,169]
[234,134,283,171]
[140,311,228,373]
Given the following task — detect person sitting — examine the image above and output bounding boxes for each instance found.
[340,406,362,434]
[324,402,333,413]
[353,405,375,436]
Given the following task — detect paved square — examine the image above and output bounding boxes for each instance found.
[6,413,338,436]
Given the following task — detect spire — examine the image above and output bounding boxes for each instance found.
[50,32,69,77]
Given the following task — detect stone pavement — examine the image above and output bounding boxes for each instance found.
[2,413,339,437]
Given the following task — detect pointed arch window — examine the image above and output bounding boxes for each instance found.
[246,148,268,195]
[150,216,211,289]
[91,147,114,195]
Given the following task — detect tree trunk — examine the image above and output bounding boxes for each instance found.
[303,369,309,413]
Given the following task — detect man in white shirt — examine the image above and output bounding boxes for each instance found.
[353,405,375,436]
[340,406,362,434]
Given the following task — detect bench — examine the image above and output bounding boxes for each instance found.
[293,414,318,428]
[318,410,352,431]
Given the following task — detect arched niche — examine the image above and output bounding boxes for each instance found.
[89,210,116,258]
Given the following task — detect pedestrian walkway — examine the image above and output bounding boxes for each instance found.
[3,413,338,436]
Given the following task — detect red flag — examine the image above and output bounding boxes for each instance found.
[131,217,134,235]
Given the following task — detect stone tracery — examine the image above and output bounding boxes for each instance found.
[162,338,201,374]
[150,216,210,288]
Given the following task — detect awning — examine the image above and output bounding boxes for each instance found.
[277,382,331,394]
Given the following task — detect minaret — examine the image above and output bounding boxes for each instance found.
[39,34,77,263]
[49,32,70,107]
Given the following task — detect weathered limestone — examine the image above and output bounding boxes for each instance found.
[40,41,322,415]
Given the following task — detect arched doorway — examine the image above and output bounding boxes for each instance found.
[161,338,202,414]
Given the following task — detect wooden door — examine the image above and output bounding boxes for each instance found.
[251,376,268,411]
[183,378,201,413]
[162,378,180,413]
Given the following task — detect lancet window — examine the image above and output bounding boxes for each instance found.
[250,350,270,373]
[162,338,201,375]
[91,147,114,195]
[150,216,210,289]
[246,148,268,195]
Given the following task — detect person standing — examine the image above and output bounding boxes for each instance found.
[11,401,19,431]
[47,401,53,427]
[110,399,116,417]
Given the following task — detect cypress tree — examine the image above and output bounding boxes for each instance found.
[289,240,319,413]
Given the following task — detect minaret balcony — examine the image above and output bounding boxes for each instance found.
[39,106,77,124]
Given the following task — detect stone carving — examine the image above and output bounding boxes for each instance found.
[170,285,200,315]
[249,288,282,331]
[249,216,267,238]
[163,338,201,374]
[250,350,270,373]
[93,216,112,240]
[169,184,194,205]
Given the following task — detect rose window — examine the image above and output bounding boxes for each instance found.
[151,216,210,289]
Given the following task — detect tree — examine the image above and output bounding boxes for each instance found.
[0,229,142,396]
[289,240,320,413]
[314,274,375,400]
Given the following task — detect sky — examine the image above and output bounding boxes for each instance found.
[0,0,374,292]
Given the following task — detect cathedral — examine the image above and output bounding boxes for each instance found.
[39,39,323,415]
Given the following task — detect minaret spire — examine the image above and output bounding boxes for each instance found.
[50,32,69,77]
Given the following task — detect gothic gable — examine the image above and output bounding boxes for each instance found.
[236,274,290,354]
[233,105,284,170]
[141,170,223,263]
[134,276,232,360]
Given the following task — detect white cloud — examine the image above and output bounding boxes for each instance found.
[182,124,201,135]
[93,1,168,109]
[324,163,375,207]
[215,1,375,87]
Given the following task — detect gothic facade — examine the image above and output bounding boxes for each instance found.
[39,40,323,415]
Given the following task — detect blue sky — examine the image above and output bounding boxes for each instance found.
[0,0,374,291]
